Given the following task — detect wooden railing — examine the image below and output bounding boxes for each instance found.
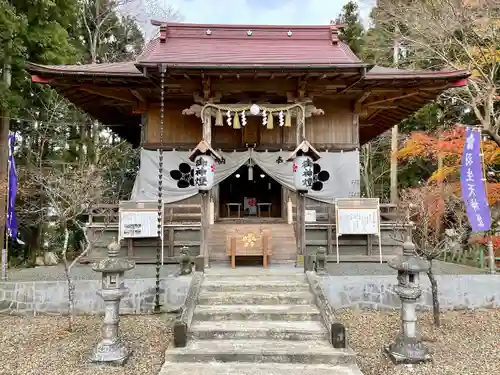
[292,203,398,222]
[87,203,201,225]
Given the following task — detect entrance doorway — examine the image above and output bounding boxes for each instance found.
[219,164,282,218]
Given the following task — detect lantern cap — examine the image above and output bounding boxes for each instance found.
[287,140,321,162]
[188,140,223,162]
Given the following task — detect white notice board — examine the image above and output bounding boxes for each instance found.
[305,210,317,222]
[119,210,159,238]
[336,208,379,235]
[118,200,165,264]
[335,198,382,264]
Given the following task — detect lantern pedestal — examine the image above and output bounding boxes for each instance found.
[385,237,431,365]
[90,240,135,366]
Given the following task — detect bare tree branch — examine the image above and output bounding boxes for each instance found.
[375,0,500,146]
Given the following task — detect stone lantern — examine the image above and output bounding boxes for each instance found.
[385,235,431,364]
[90,238,135,366]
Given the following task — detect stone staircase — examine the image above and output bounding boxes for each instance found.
[159,268,363,374]
[208,223,297,264]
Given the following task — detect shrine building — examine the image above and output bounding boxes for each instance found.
[26,21,469,266]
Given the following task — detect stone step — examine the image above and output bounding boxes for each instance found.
[204,275,307,284]
[190,320,328,340]
[198,291,315,305]
[205,267,304,277]
[163,339,356,365]
[159,362,363,375]
[202,279,310,292]
[194,304,321,321]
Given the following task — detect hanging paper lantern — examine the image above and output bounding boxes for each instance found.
[250,104,260,116]
[262,109,267,126]
[241,110,247,126]
[194,154,215,191]
[215,110,223,126]
[279,111,284,127]
[285,110,292,127]
[267,111,274,130]
[233,112,241,129]
[226,110,232,126]
[293,155,313,192]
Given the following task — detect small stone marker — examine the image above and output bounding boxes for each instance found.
[331,322,346,349]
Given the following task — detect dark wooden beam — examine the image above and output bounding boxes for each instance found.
[131,89,146,103]
[365,90,420,107]
[80,85,135,103]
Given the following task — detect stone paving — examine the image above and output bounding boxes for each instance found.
[158,267,363,375]
[3,260,484,282]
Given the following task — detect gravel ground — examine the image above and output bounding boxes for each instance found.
[4,260,484,282]
[337,308,500,375]
[0,315,174,375]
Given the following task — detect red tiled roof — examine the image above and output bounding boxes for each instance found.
[25,62,143,76]
[136,23,362,67]
[366,65,469,79]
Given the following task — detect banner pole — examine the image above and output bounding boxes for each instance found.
[479,130,495,274]
[2,133,10,281]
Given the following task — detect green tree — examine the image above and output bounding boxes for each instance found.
[336,1,364,56]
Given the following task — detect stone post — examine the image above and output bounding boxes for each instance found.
[90,239,135,366]
[315,247,326,275]
[385,236,431,364]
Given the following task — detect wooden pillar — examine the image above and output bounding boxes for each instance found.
[200,192,210,266]
[390,125,398,204]
[296,106,306,260]
[201,109,212,267]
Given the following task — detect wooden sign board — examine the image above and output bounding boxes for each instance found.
[335,198,382,264]
[335,198,380,235]
[118,201,164,240]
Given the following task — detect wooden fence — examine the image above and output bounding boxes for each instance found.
[87,203,201,224]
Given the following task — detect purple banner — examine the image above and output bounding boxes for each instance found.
[460,127,491,232]
[6,132,24,244]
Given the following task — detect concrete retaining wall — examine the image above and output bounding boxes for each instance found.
[320,274,500,311]
[0,276,192,316]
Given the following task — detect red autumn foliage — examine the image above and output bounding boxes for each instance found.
[397,125,500,206]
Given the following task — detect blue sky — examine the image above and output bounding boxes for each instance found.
[164,0,373,25]
[128,0,375,40]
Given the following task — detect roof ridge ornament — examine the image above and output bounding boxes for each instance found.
[159,23,167,43]
[329,20,339,44]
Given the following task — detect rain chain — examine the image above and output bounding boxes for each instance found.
[154,68,165,313]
